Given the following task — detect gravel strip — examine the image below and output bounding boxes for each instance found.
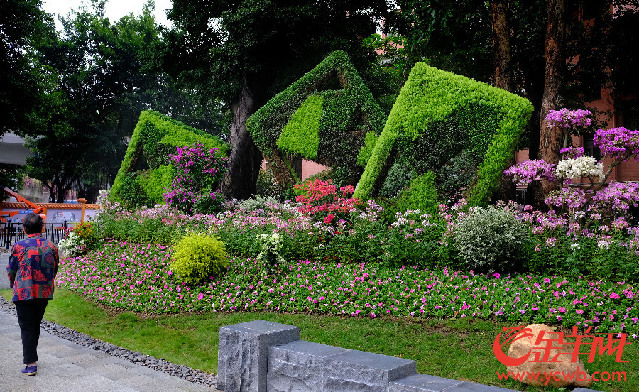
[0,296,218,388]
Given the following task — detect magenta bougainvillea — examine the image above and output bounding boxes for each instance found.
[163,143,227,215]
[503,160,556,187]
[545,108,592,129]
[594,127,639,161]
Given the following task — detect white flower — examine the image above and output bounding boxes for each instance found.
[555,156,603,180]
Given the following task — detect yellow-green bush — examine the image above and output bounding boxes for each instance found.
[171,233,228,285]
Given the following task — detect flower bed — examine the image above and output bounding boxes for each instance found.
[58,240,639,337]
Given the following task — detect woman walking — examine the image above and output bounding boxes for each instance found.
[6,213,59,376]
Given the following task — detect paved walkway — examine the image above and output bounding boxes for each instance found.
[0,269,218,391]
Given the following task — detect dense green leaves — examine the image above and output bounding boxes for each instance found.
[277,95,323,159]
[0,0,55,138]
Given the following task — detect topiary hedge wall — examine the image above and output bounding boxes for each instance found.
[110,110,228,207]
[246,50,386,187]
[353,63,534,206]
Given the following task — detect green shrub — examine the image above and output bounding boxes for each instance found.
[394,172,440,217]
[453,206,531,273]
[171,233,228,285]
[236,196,279,212]
[255,169,296,201]
[354,63,533,206]
[136,165,175,205]
[120,173,152,209]
[277,94,323,159]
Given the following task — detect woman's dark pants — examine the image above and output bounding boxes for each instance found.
[15,299,49,364]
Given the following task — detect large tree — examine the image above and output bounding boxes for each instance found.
[27,1,225,203]
[165,0,394,199]
[0,0,55,138]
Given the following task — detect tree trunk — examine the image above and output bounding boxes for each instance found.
[222,77,264,200]
[491,0,516,203]
[492,0,512,91]
[539,0,566,196]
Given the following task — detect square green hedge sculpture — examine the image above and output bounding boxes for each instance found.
[353,63,534,206]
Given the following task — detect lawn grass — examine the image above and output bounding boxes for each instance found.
[1,288,635,391]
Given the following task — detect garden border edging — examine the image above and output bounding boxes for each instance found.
[217,320,602,392]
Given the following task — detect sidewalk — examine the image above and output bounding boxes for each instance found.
[0,271,219,391]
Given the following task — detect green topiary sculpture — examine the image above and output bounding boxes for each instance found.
[354,63,534,206]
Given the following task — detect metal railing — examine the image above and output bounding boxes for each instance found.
[1,221,70,249]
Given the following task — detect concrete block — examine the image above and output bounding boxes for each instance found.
[389,374,463,391]
[217,320,300,392]
[323,349,417,392]
[268,340,347,392]
[445,381,518,392]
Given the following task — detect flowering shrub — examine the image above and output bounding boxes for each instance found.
[453,206,531,273]
[544,187,587,211]
[293,179,360,224]
[58,232,87,257]
[58,241,639,337]
[503,159,556,187]
[58,222,98,257]
[559,146,584,159]
[555,156,603,181]
[594,127,639,161]
[590,182,639,217]
[506,109,639,225]
[545,108,592,129]
[256,233,286,273]
[163,143,227,215]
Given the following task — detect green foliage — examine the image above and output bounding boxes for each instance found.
[136,165,175,206]
[453,206,531,273]
[256,233,286,274]
[356,131,379,167]
[526,229,639,283]
[394,172,440,217]
[254,169,295,201]
[247,50,387,187]
[111,110,228,207]
[119,173,152,209]
[354,63,533,206]
[0,165,25,196]
[0,0,54,138]
[277,94,323,159]
[58,221,100,257]
[171,233,229,285]
[236,196,279,212]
